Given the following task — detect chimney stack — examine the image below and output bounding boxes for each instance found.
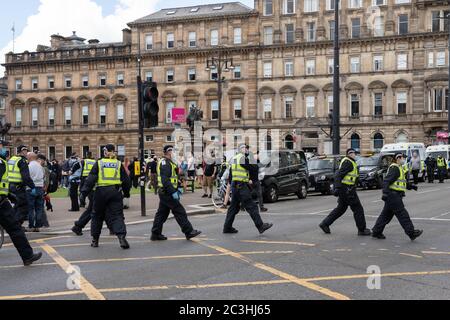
[122,28,132,44]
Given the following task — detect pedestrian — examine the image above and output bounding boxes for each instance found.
[249,151,268,212]
[195,157,204,187]
[187,154,196,181]
[218,156,231,210]
[129,157,140,189]
[61,158,70,189]
[372,153,423,241]
[409,151,421,185]
[26,152,45,232]
[8,145,36,227]
[68,154,81,212]
[146,156,158,195]
[202,153,216,199]
[0,140,43,266]
[319,148,372,236]
[223,144,273,235]
[80,144,131,249]
[151,145,202,241]
[179,156,189,192]
[37,154,51,229]
[425,155,435,183]
[436,155,447,183]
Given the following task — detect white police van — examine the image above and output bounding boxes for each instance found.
[380,143,427,180]
[426,145,450,170]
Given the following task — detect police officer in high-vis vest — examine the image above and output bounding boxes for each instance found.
[436,155,447,183]
[0,140,42,266]
[72,152,97,236]
[320,148,372,236]
[8,145,36,226]
[80,144,131,249]
[223,144,273,235]
[151,145,202,241]
[372,153,423,240]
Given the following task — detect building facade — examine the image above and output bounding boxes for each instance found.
[0,77,7,128]
[2,0,450,159]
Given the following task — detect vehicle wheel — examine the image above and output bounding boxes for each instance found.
[296,182,308,199]
[265,184,278,203]
[0,226,4,249]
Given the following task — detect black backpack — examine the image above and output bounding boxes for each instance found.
[47,171,59,194]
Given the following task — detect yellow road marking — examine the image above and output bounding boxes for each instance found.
[240,240,316,247]
[37,241,105,300]
[0,290,83,300]
[422,251,450,255]
[0,251,294,270]
[399,253,423,259]
[2,235,75,248]
[193,239,350,301]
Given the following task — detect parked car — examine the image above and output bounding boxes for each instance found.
[259,150,309,203]
[307,155,341,195]
[357,153,394,190]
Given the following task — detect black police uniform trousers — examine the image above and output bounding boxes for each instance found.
[91,186,126,238]
[74,191,94,230]
[0,197,34,262]
[426,167,434,183]
[10,184,28,225]
[69,180,80,211]
[372,191,415,236]
[322,185,367,231]
[152,193,194,235]
[224,182,264,231]
[438,167,446,183]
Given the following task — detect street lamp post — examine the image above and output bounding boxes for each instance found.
[206,50,234,132]
[332,0,341,155]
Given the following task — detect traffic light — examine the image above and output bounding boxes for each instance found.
[142,81,159,128]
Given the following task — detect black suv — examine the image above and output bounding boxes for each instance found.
[357,154,394,190]
[259,150,309,203]
[308,155,341,195]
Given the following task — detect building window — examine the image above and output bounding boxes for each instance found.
[31,78,38,90]
[48,77,55,89]
[397,92,407,114]
[65,76,72,88]
[348,0,362,9]
[48,107,55,126]
[210,68,218,81]
[432,10,450,32]
[82,76,89,88]
[145,71,153,82]
[397,54,407,70]
[373,0,385,5]
[284,135,294,150]
[233,65,241,79]
[328,58,334,74]
[211,100,219,120]
[329,20,335,41]
[436,51,446,67]
[234,28,242,44]
[304,0,318,12]
[210,29,219,46]
[233,99,242,119]
[307,22,316,42]
[15,109,22,127]
[374,93,383,116]
[166,70,174,83]
[188,68,196,81]
[166,102,175,123]
[15,79,22,91]
[286,24,295,43]
[65,146,73,160]
[351,94,360,117]
[373,55,384,71]
[82,106,89,125]
[167,33,174,48]
[306,96,315,118]
[31,107,38,127]
[263,62,272,78]
[285,97,293,118]
[99,105,106,125]
[264,0,273,16]
[350,56,360,73]
[352,18,360,39]
[285,60,294,77]
[374,16,384,36]
[188,32,196,47]
[65,106,72,125]
[428,52,434,67]
[398,14,408,35]
[326,0,335,10]
[284,0,295,14]
[48,146,56,160]
[117,104,124,124]
[117,73,124,86]
[306,59,315,75]
[145,135,154,142]
[0,97,5,110]
[430,88,448,112]
[263,98,272,119]
[99,75,106,87]
[264,26,273,45]
[327,95,334,114]
[351,133,361,153]
[373,133,384,151]
[145,34,153,50]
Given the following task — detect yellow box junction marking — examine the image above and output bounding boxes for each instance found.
[240,240,316,247]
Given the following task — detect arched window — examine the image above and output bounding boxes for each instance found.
[395,132,408,143]
[350,133,360,153]
[284,135,294,150]
[373,133,384,151]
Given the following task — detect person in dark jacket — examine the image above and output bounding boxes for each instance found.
[319,149,371,236]
[372,153,423,240]
[68,154,81,212]
[248,152,267,212]
[424,156,435,183]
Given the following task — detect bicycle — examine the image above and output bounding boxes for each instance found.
[212,176,230,209]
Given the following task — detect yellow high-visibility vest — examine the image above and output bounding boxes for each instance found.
[97,159,121,187]
[7,156,23,184]
[157,159,178,189]
[389,164,407,192]
[231,154,250,183]
[341,157,358,186]
[0,158,9,196]
[82,159,96,177]
[437,157,446,168]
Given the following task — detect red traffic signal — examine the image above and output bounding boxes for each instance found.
[142,82,159,128]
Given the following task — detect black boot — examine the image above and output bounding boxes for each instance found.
[118,235,130,249]
[186,230,202,240]
[151,234,168,241]
[91,238,99,248]
[23,252,42,266]
[319,223,331,234]
[372,233,386,240]
[71,226,83,236]
[409,230,423,241]
[258,223,273,234]
[223,227,239,234]
[358,229,372,236]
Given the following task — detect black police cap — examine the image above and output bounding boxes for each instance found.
[164,145,174,154]
[17,145,29,153]
[346,148,356,156]
[105,144,115,152]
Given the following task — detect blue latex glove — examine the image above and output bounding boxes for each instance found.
[172,192,181,201]
[30,188,37,197]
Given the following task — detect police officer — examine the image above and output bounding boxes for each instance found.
[0,140,42,266]
[372,153,423,240]
[436,155,447,183]
[151,145,202,241]
[80,144,131,249]
[8,145,36,226]
[424,155,435,183]
[319,149,371,236]
[71,152,96,236]
[223,144,273,235]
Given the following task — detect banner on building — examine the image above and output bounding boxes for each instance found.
[172,108,186,124]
